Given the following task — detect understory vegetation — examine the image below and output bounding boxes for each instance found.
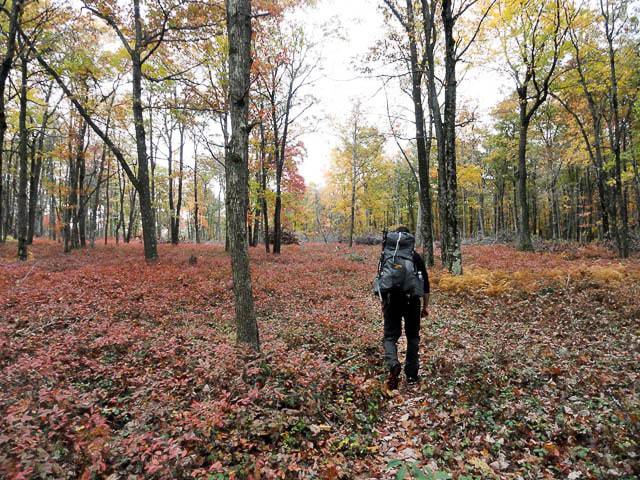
[1,241,637,479]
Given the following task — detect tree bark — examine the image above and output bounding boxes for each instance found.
[65,117,87,251]
[27,135,43,244]
[48,158,56,240]
[132,0,158,260]
[194,143,200,244]
[251,169,260,247]
[147,93,160,240]
[104,150,110,244]
[516,103,534,251]
[420,0,448,265]
[405,0,434,265]
[90,146,107,247]
[116,160,125,244]
[478,174,486,237]
[16,50,28,260]
[349,120,357,248]
[126,188,137,243]
[441,0,462,274]
[90,105,113,247]
[259,121,270,252]
[27,82,53,244]
[173,123,184,243]
[226,0,259,350]
[0,0,23,243]
[602,5,629,257]
[77,129,87,247]
[631,135,640,230]
[273,169,282,253]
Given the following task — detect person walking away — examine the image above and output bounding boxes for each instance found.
[373,226,429,391]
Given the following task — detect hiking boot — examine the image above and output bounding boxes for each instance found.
[386,364,401,391]
[406,375,420,385]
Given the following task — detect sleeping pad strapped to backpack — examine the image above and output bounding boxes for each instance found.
[373,231,425,299]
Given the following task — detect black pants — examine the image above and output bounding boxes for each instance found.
[383,293,421,378]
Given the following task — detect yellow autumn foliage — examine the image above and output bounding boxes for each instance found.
[436,264,631,296]
[582,266,625,283]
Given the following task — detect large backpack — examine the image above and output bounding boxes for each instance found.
[373,231,424,299]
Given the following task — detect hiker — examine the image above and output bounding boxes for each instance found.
[373,226,430,390]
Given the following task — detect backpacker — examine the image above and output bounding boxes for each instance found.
[373,231,424,299]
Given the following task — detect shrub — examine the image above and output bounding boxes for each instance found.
[585,265,625,283]
[268,229,299,245]
[354,234,383,246]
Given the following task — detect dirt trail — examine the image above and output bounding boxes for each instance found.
[362,304,444,480]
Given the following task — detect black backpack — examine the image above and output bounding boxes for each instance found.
[373,231,425,299]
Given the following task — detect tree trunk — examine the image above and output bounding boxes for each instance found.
[259,122,270,252]
[0,0,23,243]
[421,0,448,265]
[478,175,485,237]
[595,158,610,239]
[194,145,200,244]
[604,20,628,257]
[77,131,87,247]
[314,189,327,242]
[421,0,454,269]
[405,0,434,265]
[349,150,356,248]
[530,160,538,237]
[273,171,282,253]
[407,180,416,233]
[16,51,29,260]
[132,0,158,260]
[147,94,160,241]
[174,123,184,243]
[89,99,113,247]
[48,159,56,240]
[27,135,42,244]
[104,152,110,244]
[226,0,259,350]
[585,99,617,244]
[217,182,223,242]
[270,74,294,256]
[126,188,137,243]
[631,136,640,230]
[516,96,534,251]
[90,145,108,247]
[512,177,519,237]
[67,118,87,250]
[116,161,125,244]
[27,83,53,244]
[551,178,560,240]
[251,171,260,248]
[441,0,462,274]
[5,144,17,241]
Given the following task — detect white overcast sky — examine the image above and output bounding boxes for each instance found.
[293,0,511,186]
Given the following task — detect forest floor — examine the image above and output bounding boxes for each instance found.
[0,240,638,479]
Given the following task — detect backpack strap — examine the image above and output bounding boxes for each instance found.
[411,249,421,269]
[377,229,388,276]
[392,232,402,261]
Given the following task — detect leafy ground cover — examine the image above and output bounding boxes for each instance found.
[368,244,640,480]
[1,241,638,479]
